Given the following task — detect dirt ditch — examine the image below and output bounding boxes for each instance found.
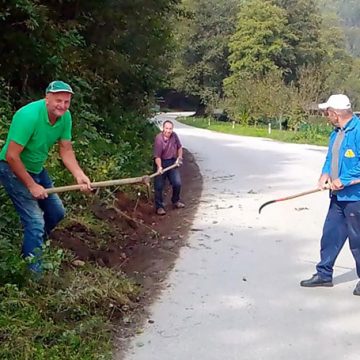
[51,149,203,355]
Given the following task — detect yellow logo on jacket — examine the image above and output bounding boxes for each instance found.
[345,149,356,158]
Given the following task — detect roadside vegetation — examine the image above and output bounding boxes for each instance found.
[0,1,180,358]
[178,116,331,146]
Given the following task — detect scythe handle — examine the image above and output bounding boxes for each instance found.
[258,179,360,214]
[46,163,179,195]
[258,188,322,214]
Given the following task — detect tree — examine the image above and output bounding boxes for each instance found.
[170,0,238,107]
[274,0,324,82]
[224,70,293,126]
[226,0,290,83]
[318,13,353,96]
[226,0,325,85]
[223,0,355,126]
[342,59,360,110]
[0,0,181,112]
[318,0,360,57]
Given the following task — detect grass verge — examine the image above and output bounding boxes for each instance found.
[179,117,330,146]
[0,244,140,360]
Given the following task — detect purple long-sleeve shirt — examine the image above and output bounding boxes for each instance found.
[153,132,182,160]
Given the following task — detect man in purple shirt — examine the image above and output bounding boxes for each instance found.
[153,120,184,215]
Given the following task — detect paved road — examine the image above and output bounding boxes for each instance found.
[123,113,360,360]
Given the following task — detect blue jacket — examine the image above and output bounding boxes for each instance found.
[322,115,360,201]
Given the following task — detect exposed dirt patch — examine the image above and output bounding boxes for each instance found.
[51,149,202,355]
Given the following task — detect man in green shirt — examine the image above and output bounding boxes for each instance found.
[0,80,91,272]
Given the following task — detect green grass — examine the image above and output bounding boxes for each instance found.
[0,265,139,360]
[179,117,330,146]
[0,185,142,360]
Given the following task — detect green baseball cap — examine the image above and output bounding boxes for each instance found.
[46,80,74,94]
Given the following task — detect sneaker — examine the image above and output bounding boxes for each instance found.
[173,201,185,209]
[156,207,166,215]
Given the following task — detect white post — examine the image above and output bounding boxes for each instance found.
[208,118,211,126]
[268,122,271,134]
[232,121,235,129]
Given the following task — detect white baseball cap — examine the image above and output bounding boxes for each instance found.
[318,94,351,110]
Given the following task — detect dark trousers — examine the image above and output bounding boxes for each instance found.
[154,158,181,209]
[316,196,360,281]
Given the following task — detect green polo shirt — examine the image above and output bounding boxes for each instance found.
[0,99,72,174]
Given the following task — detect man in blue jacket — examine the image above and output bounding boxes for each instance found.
[301,94,360,296]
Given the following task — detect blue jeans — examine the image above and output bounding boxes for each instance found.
[0,161,65,270]
[316,196,360,281]
[154,158,181,209]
